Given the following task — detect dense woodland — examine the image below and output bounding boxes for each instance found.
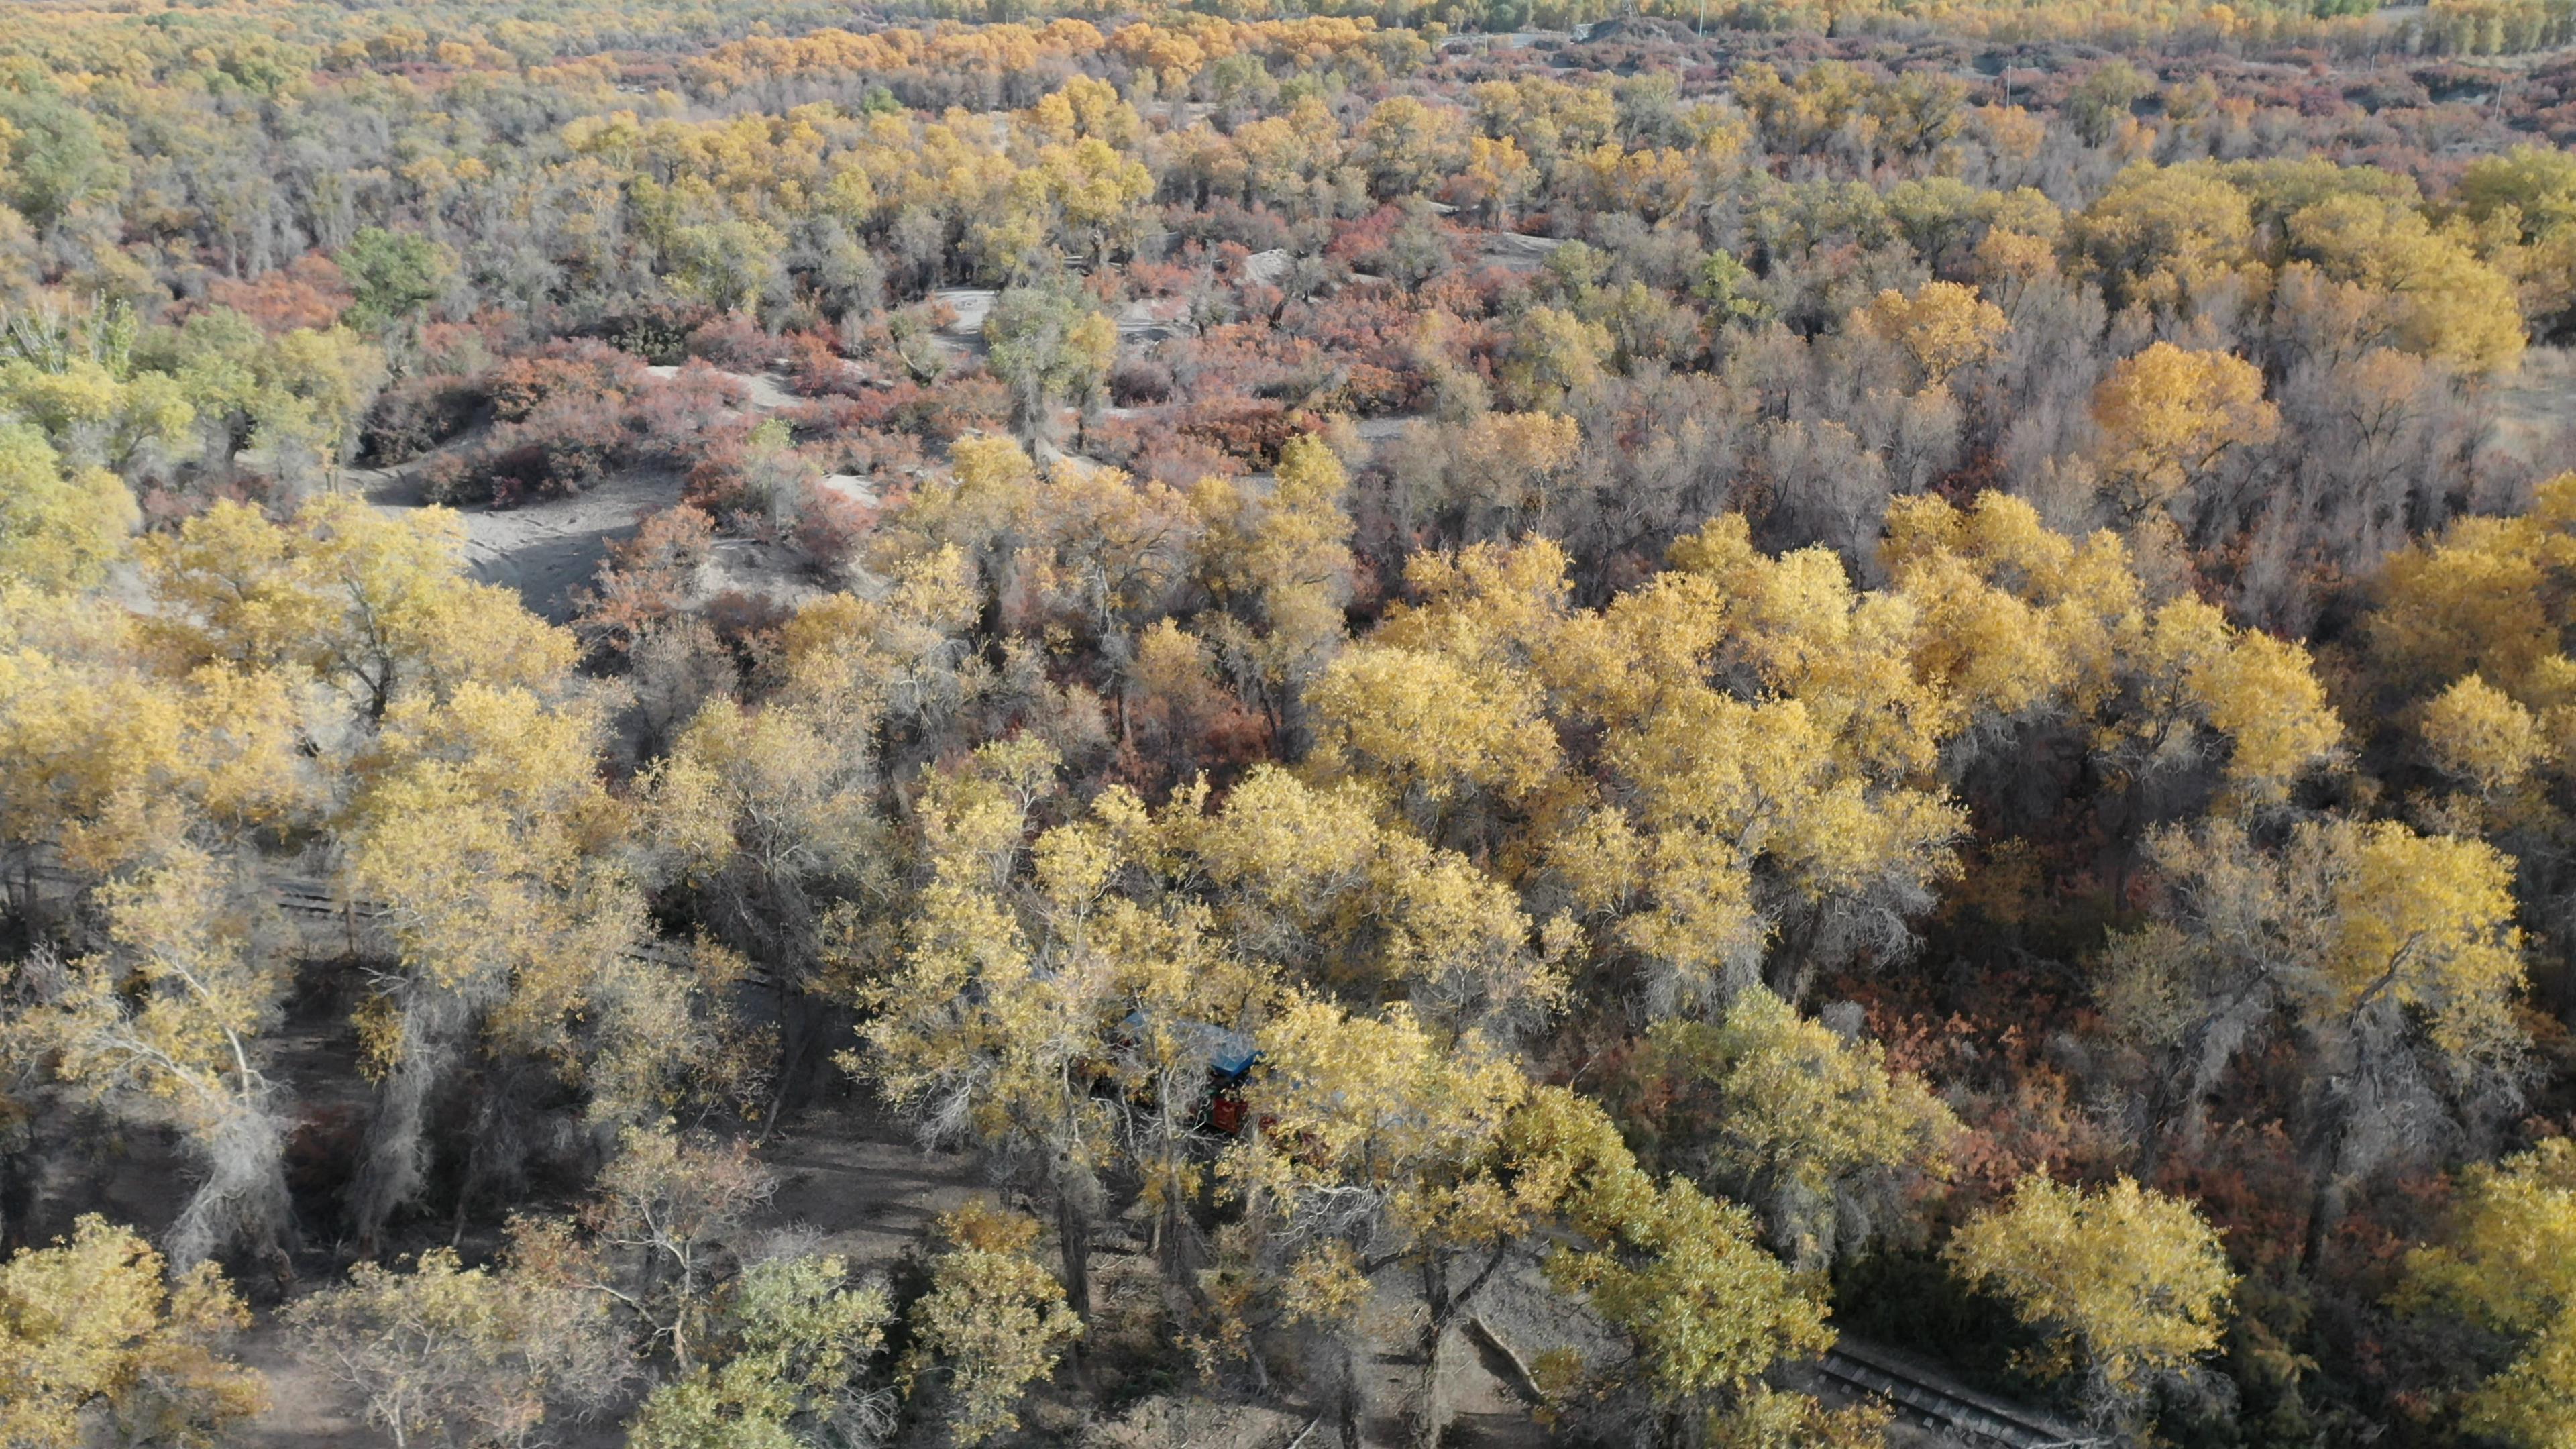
[9,1,2576,1446]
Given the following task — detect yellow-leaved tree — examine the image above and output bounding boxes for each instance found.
[22,851,297,1272]
[2101,817,2526,1254]
[640,689,883,1121]
[2282,191,2526,375]
[1311,528,1962,1011]
[1191,433,1357,733]
[1882,490,2342,810]
[0,588,309,891]
[1639,986,1957,1269]
[1309,494,2342,1017]
[1947,1175,2235,1429]
[285,1223,627,1449]
[0,482,315,1274]
[2364,478,2576,1020]
[0,421,136,593]
[2067,162,2256,315]
[1218,1000,1863,1449]
[851,736,1278,1318]
[0,1214,266,1449]
[1852,280,2009,388]
[142,495,574,725]
[341,679,645,1251]
[2398,1138,2576,1449]
[2089,342,2279,521]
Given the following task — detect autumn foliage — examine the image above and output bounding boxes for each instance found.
[3,3,2576,1448]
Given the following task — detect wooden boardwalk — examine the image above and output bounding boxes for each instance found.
[1821,1338,2104,1449]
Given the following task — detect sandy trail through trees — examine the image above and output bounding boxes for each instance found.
[354,366,799,625]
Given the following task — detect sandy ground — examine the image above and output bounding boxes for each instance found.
[2483,345,2576,476]
[358,366,811,625]
[223,1084,1555,1448]
[461,464,690,625]
[229,1091,999,1448]
[932,286,998,337]
[1478,232,1563,272]
[757,1096,995,1269]
[233,1331,372,1449]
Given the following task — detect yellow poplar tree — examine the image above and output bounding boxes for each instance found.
[29,851,298,1271]
[2102,817,2526,1244]
[1947,1175,2235,1428]
[2090,342,2279,520]
[0,1215,265,1449]
[2400,1139,2576,1449]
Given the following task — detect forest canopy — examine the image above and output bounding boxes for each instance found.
[3,1,2576,1447]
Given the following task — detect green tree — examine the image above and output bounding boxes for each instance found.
[133,311,385,484]
[1640,987,1957,1269]
[663,217,786,316]
[2066,60,2151,147]
[901,1201,1083,1448]
[1499,305,1611,411]
[982,284,1116,445]
[0,422,135,592]
[338,227,456,333]
[626,1254,892,1449]
[0,92,121,231]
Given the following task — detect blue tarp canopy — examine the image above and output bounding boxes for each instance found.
[1123,1010,1258,1079]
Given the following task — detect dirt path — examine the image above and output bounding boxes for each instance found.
[230,1091,991,1448]
[755,1095,994,1269]
[457,464,690,625]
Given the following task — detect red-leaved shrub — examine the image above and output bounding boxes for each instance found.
[685,313,775,370]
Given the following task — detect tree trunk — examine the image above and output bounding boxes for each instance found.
[1055,1185,1094,1322]
[1332,1338,1363,1449]
[168,1103,298,1273]
[673,1252,696,1371]
[1411,1261,1453,1449]
[352,987,465,1254]
[1155,1182,1192,1309]
[2300,1124,2355,1275]
[761,969,813,1139]
[0,1126,36,1256]
[2296,1074,2363,1275]
[1766,912,1827,1004]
